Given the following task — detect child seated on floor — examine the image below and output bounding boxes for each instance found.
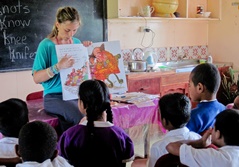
[0,98,29,159]
[233,95,239,109]
[166,109,239,167]
[58,79,134,167]
[15,121,73,167]
[147,93,201,167]
[186,63,225,134]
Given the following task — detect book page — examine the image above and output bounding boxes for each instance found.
[56,44,91,101]
[87,41,128,94]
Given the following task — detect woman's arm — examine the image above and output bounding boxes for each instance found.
[33,40,92,84]
[33,55,74,84]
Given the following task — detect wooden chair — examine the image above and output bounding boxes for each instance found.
[0,157,22,167]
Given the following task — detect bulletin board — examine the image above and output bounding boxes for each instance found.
[0,0,107,72]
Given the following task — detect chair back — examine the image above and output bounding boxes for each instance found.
[26,91,43,101]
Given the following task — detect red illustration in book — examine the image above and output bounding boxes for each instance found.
[89,44,123,88]
[64,63,88,86]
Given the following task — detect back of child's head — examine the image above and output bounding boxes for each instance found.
[214,109,239,146]
[159,93,191,128]
[0,98,29,137]
[18,121,58,163]
[78,79,113,131]
[191,63,220,94]
[233,95,239,109]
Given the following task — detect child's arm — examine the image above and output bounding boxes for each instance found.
[186,128,212,148]
[166,141,182,156]
[166,128,212,156]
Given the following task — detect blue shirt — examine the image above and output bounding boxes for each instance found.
[186,100,225,134]
[32,38,81,96]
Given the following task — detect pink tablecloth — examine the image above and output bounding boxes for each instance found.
[112,99,162,129]
[27,98,163,130]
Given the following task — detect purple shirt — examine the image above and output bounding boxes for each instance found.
[58,121,134,167]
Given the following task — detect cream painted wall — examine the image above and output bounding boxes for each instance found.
[108,19,208,49]
[0,71,42,101]
[208,0,239,71]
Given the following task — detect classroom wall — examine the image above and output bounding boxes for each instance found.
[208,0,239,71]
[0,71,42,101]
[0,0,237,101]
[108,19,208,49]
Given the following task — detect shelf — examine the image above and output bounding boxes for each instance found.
[107,17,220,22]
[107,0,221,20]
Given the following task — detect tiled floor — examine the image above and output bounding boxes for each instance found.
[126,124,165,167]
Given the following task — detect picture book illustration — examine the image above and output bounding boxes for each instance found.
[56,44,90,101]
[55,41,127,100]
[87,41,128,94]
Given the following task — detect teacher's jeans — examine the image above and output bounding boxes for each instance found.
[44,93,84,134]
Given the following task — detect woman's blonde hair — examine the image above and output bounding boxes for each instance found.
[48,6,81,38]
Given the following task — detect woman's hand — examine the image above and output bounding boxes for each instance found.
[82,41,92,47]
[57,55,75,70]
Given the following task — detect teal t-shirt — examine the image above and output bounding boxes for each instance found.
[32,37,81,96]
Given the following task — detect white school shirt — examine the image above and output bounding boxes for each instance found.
[0,137,18,158]
[147,127,201,167]
[180,144,239,167]
[16,156,73,167]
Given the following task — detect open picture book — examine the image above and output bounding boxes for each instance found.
[56,41,128,100]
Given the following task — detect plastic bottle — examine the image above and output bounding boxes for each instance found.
[207,55,213,63]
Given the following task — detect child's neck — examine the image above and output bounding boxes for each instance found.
[96,111,107,122]
[200,92,217,101]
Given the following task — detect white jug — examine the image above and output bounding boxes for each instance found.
[139,6,155,17]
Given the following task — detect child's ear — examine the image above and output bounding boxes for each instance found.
[215,129,221,140]
[197,82,204,93]
[161,117,166,126]
[15,144,21,158]
[51,150,58,161]
[162,117,170,127]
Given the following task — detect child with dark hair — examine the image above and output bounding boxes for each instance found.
[147,93,201,167]
[186,63,225,134]
[166,109,239,167]
[58,79,134,167]
[0,98,29,158]
[233,95,239,109]
[15,121,73,167]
